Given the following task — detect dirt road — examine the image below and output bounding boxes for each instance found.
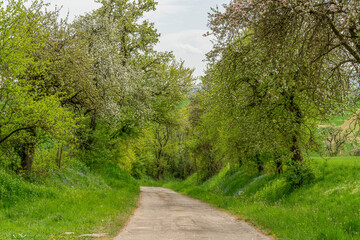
[114,187,272,240]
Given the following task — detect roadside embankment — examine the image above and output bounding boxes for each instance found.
[164,157,360,240]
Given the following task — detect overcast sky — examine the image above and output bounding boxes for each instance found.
[45,0,229,76]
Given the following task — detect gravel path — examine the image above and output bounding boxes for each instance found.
[114,187,272,240]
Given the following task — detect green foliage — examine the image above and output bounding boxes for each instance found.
[0,0,40,76]
[192,0,359,179]
[283,162,315,189]
[73,0,162,131]
[1,80,77,140]
[164,157,360,240]
[0,80,78,172]
[0,169,53,208]
[28,5,95,112]
[1,0,358,238]
[0,0,194,238]
[0,161,139,240]
[0,0,195,180]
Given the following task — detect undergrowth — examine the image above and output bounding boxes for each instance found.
[0,161,139,240]
[164,157,360,240]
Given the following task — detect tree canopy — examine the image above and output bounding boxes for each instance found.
[0,0,359,182]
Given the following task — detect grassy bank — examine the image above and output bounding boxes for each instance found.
[164,157,360,240]
[0,162,139,240]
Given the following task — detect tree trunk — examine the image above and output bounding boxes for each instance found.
[20,128,36,173]
[288,93,304,163]
[84,111,98,151]
[20,142,36,173]
[290,134,303,162]
[275,155,283,174]
[56,143,64,169]
[90,110,97,131]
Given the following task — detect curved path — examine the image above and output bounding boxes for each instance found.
[114,187,272,240]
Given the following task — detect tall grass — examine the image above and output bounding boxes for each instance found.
[0,162,139,240]
[165,157,360,240]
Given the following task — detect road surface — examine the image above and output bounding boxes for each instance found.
[114,187,272,240]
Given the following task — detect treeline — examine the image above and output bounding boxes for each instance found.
[0,0,194,178]
[197,0,360,179]
[196,0,360,177]
[2,0,360,183]
[144,0,360,181]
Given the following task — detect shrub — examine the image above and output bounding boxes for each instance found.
[284,161,315,189]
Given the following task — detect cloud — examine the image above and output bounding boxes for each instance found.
[177,44,203,54]
[45,0,101,20]
[43,0,224,76]
[156,30,214,76]
[144,1,228,76]
[144,3,189,20]
[144,0,212,21]
[158,30,212,53]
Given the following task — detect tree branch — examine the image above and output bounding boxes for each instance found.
[0,127,34,144]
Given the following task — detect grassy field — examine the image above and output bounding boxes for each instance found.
[164,157,360,240]
[0,162,139,240]
[324,114,351,126]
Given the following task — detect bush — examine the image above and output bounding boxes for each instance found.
[284,161,315,189]
[348,146,360,156]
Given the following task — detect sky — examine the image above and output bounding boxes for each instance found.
[45,0,229,76]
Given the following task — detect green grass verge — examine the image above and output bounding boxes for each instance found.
[325,114,351,126]
[138,175,179,187]
[176,99,191,109]
[0,162,139,240]
[163,157,360,240]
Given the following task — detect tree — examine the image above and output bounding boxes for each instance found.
[0,0,40,77]
[0,80,77,173]
[320,125,353,156]
[203,1,357,165]
[74,0,160,134]
[0,1,80,173]
[210,0,359,65]
[141,61,194,179]
[209,0,359,108]
[27,7,96,114]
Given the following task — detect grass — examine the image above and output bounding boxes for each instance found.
[325,114,351,126]
[0,162,139,240]
[163,157,360,240]
[177,99,191,109]
[322,109,354,127]
[138,175,179,187]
